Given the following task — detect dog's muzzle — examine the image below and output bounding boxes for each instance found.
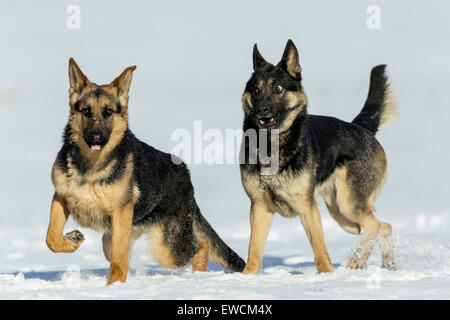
[255,105,278,128]
[85,130,109,150]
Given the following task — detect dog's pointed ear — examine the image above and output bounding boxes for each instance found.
[253,44,271,71]
[68,58,89,92]
[110,66,136,105]
[279,39,302,79]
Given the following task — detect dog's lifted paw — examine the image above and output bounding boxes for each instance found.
[64,230,85,243]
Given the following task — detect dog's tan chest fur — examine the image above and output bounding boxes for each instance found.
[242,169,313,218]
[51,155,136,232]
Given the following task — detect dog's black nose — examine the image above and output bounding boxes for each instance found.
[92,134,102,142]
[257,105,270,115]
[87,131,106,145]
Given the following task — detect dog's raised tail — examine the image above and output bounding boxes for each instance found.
[193,205,245,272]
[352,65,397,134]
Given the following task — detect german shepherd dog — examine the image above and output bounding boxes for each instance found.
[240,40,396,274]
[46,58,245,284]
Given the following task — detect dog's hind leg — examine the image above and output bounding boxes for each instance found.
[326,195,394,269]
[334,169,381,269]
[334,154,394,269]
[324,192,361,235]
[340,213,395,270]
[146,224,179,269]
[192,241,209,272]
[344,210,394,270]
[346,213,380,269]
[146,215,198,270]
[378,221,395,270]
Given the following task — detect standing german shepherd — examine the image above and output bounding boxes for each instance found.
[46,58,245,284]
[240,40,396,274]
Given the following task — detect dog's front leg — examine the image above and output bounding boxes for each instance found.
[46,193,84,253]
[299,201,334,273]
[107,202,133,285]
[243,201,274,275]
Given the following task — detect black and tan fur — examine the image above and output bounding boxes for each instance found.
[240,40,397,274]
[46,58,245,285]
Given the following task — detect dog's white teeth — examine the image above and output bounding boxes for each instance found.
[260,120,264,124]
[270,118,274,122]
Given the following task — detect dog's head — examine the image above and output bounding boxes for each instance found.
[242,40,307,133]
[67,58,136,156]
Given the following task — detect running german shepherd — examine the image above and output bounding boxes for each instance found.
[240,40,396,274]
[46,58,245,284]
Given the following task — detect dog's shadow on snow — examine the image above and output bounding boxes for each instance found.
[250,256,340,276]
[11,256,341,281]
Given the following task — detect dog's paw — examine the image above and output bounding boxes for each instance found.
[347,259,364,270]
[382,260,397,271]
[64,230,85,243]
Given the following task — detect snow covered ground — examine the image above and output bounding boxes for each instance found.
[1,1,450,299]
[1,214,449,299]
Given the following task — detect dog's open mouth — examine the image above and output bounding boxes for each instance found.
[258,117,278,127]
[90,145,102,151]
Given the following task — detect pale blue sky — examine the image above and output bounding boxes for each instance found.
[0,1,448,228]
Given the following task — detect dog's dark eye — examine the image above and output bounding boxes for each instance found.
[81,107,92,117]
[253,88,260,96]
[103,107,114,118]
[274,85,283,94]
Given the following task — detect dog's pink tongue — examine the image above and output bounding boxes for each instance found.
[91,145,101,151]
